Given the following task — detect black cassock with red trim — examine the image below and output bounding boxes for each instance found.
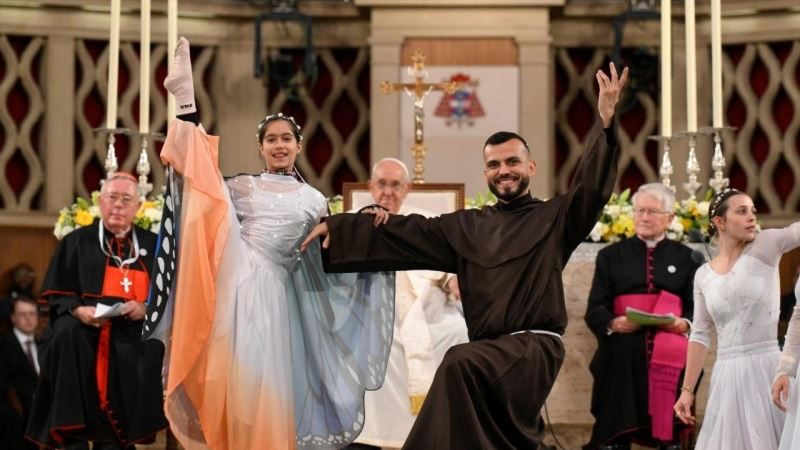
[26,221,167,448]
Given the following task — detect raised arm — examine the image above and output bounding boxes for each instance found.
[562,63,628,254]
[749,221,800,268]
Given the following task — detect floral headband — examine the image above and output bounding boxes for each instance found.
[257,112,303,143]
[709,187,742,219]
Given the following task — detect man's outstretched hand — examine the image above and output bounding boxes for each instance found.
[300,207,391,252]
[597,62,629,128]
[301,222,330,252]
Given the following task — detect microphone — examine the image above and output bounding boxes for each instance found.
[687,229,705,243]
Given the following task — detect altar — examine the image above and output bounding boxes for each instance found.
[545,242,717,449]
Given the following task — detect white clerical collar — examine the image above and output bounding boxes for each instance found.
[13,327,34,346]
[639,234,666,248]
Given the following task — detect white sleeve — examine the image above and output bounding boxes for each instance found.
[688,268,714,349]
[777,279,800,378]
[748,222,800,267]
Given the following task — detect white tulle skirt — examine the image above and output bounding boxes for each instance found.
[696,341,784,450]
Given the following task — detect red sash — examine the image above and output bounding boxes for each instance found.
[613,291,687,441]
[96,265,149,409]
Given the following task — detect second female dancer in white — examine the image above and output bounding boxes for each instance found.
[674,189,800,449]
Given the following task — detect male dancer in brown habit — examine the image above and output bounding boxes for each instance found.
[301,63,628,450]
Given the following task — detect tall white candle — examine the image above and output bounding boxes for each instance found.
[106,0,121,130]
[685,0,697,132]
[661,0,672,137]
[140,0,151,134]
[167,0,177,122]
[711,0,723,127]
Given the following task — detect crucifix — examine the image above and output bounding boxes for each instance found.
[120,274,132,293]
[381,49,460,183]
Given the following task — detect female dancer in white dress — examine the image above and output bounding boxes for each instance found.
[148,38,395,450]
[673,188,800,449]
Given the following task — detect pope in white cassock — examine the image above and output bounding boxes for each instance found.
[351,158,470,449]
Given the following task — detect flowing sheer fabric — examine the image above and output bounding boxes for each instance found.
[157,120,395,450]
[689,223,800,450]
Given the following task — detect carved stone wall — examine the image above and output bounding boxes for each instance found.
[724,41,800,215]
[552,3,800,231]
[0,1,371,227]
[553,40,800,223]
[266,47,371,196]
[0,35,45,212]
[554,47,661,196]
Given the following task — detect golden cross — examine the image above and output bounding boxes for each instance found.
[381,49,459,183]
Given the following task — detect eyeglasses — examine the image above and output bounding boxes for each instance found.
[634,208,669,217]
[374,181,406,192]
[102,193,137,206]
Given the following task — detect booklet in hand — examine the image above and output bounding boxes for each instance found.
[94,303,126,319]
[625,306,676,327]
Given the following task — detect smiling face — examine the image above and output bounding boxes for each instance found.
[483,138,536,202]
[714,193,757,242]
[260,119,302,171]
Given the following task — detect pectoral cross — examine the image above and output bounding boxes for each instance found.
[120,276,132,293]
[381,49,460,183]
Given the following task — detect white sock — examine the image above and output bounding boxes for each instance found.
[163,36,196,115]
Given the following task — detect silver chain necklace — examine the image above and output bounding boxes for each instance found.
[98,219,140,293]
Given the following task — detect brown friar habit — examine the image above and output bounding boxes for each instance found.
[322,122,619,449]
[25,221,167,449]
